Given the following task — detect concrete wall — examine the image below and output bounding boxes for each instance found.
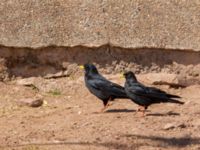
[0,0,200,50]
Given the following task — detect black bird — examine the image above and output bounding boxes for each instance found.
[80,64,128,112]
[123,71,184,116]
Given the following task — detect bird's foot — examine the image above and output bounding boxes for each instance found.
[93,111,101,114]
[100,106,108,113]
[135,111,146,117]
[107,101,113,107]
[140,111,146,117]
[136,106,146,117]
[93,107,107,114]
[137,106,143,112]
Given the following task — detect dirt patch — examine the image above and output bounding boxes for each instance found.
[0,75,200,150]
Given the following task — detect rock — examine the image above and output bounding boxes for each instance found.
[163,123,176,130]
[44,71,67,79]
[17,97,43,107]
[30,99,43,107]
[78,111,82,115]
[163,123,186,130]
[177,123,187,128]
[15,77,36,86]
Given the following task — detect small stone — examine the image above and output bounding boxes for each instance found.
[177,123,187,128]
[30,100,43,107]
[44,71,65,79]
[17,97,43,107]
[163,123,176,130]
[43,100,48,107]
[15,77,36,86]
[163,123,186,130]
[67,96,71,99]
[95,137,101,141]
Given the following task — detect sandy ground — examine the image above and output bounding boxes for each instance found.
[0,74,200,150]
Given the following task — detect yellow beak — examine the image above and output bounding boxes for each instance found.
[79,65,84,69]
[120,72,125,79]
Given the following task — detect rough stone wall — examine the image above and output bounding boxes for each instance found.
[0,0,200,50]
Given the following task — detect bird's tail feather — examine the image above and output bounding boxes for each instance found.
[168,99,184,104]
[167,94,181,98]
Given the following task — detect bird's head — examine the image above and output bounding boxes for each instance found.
[123,71,137,81]
[79,64,99,75]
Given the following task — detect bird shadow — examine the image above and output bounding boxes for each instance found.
[146,112,180,117]
[105,109,136,113]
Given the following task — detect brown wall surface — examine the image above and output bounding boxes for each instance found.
[0,0,199,50]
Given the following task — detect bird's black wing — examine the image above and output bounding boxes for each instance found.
[126,82,149,96]
[147,86,181,98]
[126,82,163,98]
[127,82,180,100]
[147,87,166,94]
[88,76,127,98]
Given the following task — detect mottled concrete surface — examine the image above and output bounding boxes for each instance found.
[0,0,200,50]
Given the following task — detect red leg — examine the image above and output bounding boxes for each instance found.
[140,106,146,117]
[136,106,146,117]
[98,98,112,113]
[137,106,142,112]
[100,102,110,113]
